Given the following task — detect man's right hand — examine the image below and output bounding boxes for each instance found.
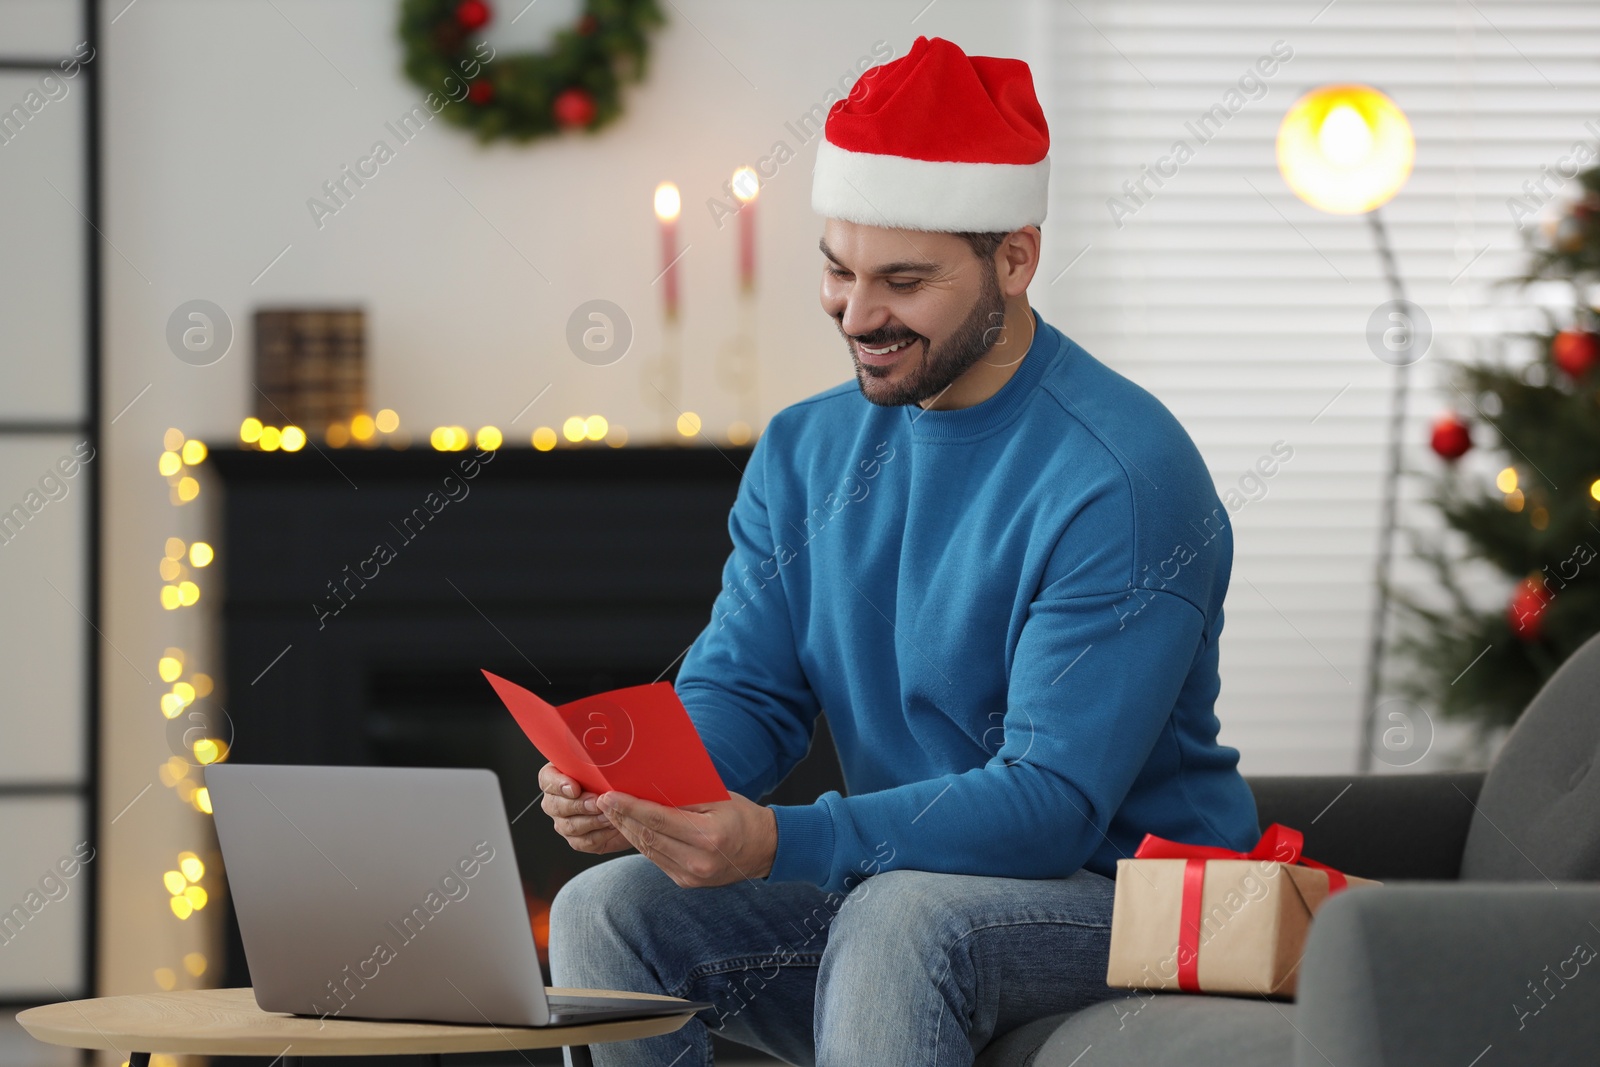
[538,762,630,855]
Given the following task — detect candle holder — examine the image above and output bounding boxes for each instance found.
[642,313,683,441]
[716,284,758,431]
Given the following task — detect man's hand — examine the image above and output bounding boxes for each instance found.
[597,789,777,888]
[538,763,630,856]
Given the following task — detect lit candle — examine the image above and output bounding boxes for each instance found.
[731,166,759,291]
[654,181,682,321]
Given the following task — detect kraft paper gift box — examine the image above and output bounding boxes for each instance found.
[1105,823,1382,999]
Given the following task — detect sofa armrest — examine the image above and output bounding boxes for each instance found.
[1293,883,1600,1067]
[1244,771,1484,881]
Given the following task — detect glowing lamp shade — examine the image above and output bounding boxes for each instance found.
[1277,85,1414,214]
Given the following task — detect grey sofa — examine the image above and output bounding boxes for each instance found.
[978,629,1600,1067]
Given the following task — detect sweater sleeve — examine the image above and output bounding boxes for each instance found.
[764,580,1208,894]
[674,427,823,803]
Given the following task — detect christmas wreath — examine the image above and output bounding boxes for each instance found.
[398,0,665,144]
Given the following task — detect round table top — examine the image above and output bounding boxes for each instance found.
[16,987,700,1055]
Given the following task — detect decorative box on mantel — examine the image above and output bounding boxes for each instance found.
[205,445,846,1005]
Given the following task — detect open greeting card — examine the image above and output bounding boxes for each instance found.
[481,670,730,808]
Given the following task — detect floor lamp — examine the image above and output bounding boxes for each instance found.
[1275,85,1417,773]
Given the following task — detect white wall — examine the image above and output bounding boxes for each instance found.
[98,0,1034,1002]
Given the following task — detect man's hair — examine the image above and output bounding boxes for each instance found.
[953,231,1009,261]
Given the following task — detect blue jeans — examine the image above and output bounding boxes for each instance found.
[547,855,1133,1066]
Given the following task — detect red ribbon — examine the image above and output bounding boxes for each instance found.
[1132,823,1350,992]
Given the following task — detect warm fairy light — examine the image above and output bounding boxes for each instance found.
[177,477,200,502]
[153,967,177,991]
[1531,506,1550,530]
[193,738,223,764]
[188,542,214,567]
[169,897,193,920]
[258,426,282,451]
[583,415,608,441]
[677,411,702,437]
[192,787,212,814]
[1277,84,1414,214]
[562,416,586,442]
[159,758,189,786]
[182,440,207,465]
[728,421,752,445]
[350,414,376,441]
[183,952,207,977]
[193,673,213,697]
[239,417,263,443]
[160,586,181,611]
[162,870,186,895]
[429,427,448,451]
[163,428,185,452]
[476,426,503,450]
[177,581,200,606]
[376,409,400,433]
[173,681,196,705]
[532,426,557,451]
[1506,489,1525,512]
[326,422,351,447]
[1496,466,1518,493]
[159,558,181,581]
[1591,478,1600,502]
[160,693,184,718]
[158,451,182,477]
[158,656,183,683]
[179,853,204,881]
[165,537,185,560]
[184,885,208,909]
[606,424,628,448]
[732,166,760,203]
[281,426,307,452]
[653,181,682,222]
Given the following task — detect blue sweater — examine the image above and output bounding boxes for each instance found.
[675,308,1261,894]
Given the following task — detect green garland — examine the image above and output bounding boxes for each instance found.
[398,0,665,145]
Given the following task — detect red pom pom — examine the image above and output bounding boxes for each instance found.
[1429,412,1472,460]
[1507,575,1551,640]
[577,13,599,35]
[1552,330,1599,378]
[455,0,491,31]
[466,78,494,105]
[553,87,597,128]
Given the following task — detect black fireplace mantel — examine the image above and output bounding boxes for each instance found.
[205,444,844,1014]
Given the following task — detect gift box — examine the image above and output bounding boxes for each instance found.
[1105,823,1381,999]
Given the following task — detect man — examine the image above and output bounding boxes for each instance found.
[545,35,1260,1066]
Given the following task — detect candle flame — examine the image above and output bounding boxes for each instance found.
[654,181,681,222]
[731,166,759,203]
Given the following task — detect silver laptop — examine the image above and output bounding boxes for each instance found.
[206,763,710,1026]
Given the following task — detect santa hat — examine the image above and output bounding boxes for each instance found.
[811,36,1050,233]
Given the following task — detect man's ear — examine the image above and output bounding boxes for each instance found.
[996,226,1042,296]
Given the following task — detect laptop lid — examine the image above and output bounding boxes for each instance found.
[205,764,551,1026]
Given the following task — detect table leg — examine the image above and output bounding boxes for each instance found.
[563,1046,595,1067]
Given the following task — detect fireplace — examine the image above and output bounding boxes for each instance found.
[208,444,844,1061]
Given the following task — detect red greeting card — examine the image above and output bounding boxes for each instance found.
[481,670,730,808]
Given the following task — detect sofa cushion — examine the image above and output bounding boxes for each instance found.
[1461,629,1600,881]
[976,994,1295,1067]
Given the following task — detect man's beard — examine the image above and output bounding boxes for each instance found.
[841,266,1009,408]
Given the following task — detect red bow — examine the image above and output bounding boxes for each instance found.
[1132,823,1350,992]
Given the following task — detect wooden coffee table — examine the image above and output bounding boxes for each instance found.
[16,986,703,1066]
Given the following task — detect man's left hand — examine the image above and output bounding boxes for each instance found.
[596,790,777,887]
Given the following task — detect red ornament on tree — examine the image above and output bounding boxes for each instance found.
[466,78,494,105]
[455,0,491,31]
[1551,329,1599,378]
[1507,575,1552,640]
[1429,412,1472,460]
[553,87,597,128]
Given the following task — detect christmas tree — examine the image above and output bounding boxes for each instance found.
[1389,167,1600,744]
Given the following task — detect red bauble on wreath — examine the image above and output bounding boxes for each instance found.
[553,87,597,128]
[1507,575,1551,641]
[1551,329,1599,379]
[1429,412,1472,461]
[455,0,491,30]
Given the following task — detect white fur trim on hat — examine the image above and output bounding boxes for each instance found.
[811,137,1050,233]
